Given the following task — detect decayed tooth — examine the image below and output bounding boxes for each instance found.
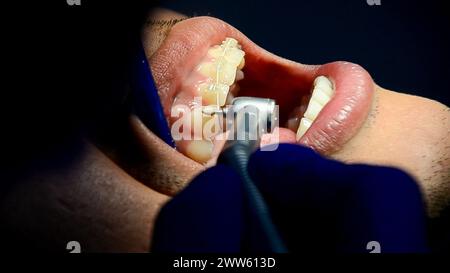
[185,140,213,164]
[296,117,312,140]
[199,83,230,106]
[303,99,323,121]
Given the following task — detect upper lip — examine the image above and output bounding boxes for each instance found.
[148,16,375,155]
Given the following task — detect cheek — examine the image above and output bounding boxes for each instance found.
[332,89,450,217]
[142,9,188,58]
[130,116,204,196]
[328,87,446,196]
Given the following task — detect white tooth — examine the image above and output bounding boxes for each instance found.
[238,58,245,70]
[314,76,334,96]
[199,38,245,90]
[197,62,216,78]
[198,61,236,86]
[187,107,218,139]
[215,60,237,85]
[207,46,223,59]
[203,114,221,140]
[310,86,332,106]
[199,83,230,106]
[222,37,239,48]
[303,99,323,121]
[198,60,236,86]
[314,75,333,89]
[208,40,245,68]
[185,140,213,164]
[223,47,245,67]
[294,76,334,141]
[202,105,222,116]
[296,117,312,140]
[316,85,333,98]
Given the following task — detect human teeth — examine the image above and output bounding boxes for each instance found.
[178,38,246,164]
[238,58,245,70]
[222,37,239,48]
[215,60,238,85]
[202,105,222,116]
[188,107,215,135]
[209,46,245,67]
[310,87,332,106]
[296,76,334,140]
[303,100,323,121]
[198,38,245,103]
[296,118,312,141]
[314,76,334,97]
[198,83,230,106]
[224,48,245,67]
[202,114,221,140]
[198,61,237,86]
[207,46,224,59]
[185,140,213,164]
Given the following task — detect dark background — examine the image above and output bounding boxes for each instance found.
[1,0,448,253]
[161,0,450,106]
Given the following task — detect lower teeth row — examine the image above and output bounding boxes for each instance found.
[296,76,334,140]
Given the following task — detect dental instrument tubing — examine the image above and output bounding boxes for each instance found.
[217,97,288,253]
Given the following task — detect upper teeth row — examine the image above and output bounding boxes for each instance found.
[197,38,245,107]
[296,76,335,140]
[181,38,246,164]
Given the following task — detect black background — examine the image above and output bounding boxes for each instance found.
[162,0,450,106]
[1,0,449,254]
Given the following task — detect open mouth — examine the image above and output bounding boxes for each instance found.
[149,16,374,164]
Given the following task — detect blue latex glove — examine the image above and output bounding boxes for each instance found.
[151,144,428,253]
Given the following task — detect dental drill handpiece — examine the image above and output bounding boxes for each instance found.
[205,97,288,253]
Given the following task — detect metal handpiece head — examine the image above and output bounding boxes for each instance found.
[202,96,278,135]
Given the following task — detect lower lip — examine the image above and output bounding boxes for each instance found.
[298,61,374,154]
[238,59,374,155]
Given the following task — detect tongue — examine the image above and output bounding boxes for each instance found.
[260,127,297,147]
